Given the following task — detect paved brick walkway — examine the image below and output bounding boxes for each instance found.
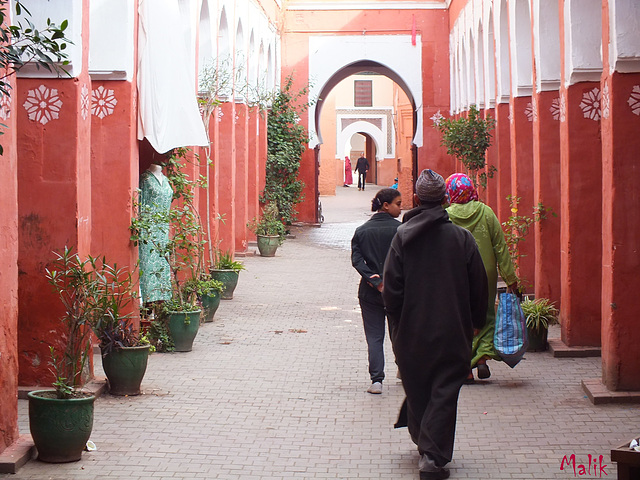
[4,186,639,479]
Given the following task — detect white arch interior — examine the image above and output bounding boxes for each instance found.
[497,0,510,102]
[486,9,496,107]
[469,33,477,106]
[609,0,640,73]
[476,23,485,108]
[510,0,533,96]
[308,35,423,148]
[564,0,602,85]
[461,41,469,109]
[533,0,560,91]
[267,45,274,91]
[337,121,385,163]
[236,20,246,100]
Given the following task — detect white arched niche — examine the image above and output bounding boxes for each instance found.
[308,35,423,148]
[510,0,533,96]
[337,121,385,162]
[564,0,602,85]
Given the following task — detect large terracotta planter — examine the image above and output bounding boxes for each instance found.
[167,310,201,352]
[201,291,221,322]
[256,235,280,257]
[28,390,95,463]
[101,345,151,396]
[210,269,239,300]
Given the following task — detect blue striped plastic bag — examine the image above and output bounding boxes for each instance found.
[494,292,528,368]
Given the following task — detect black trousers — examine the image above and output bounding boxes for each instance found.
[357,171,367,189]
[359,298,386,383]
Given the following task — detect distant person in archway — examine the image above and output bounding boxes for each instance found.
[351,188,402,395]
[355,153,369,191]
[445,173,519,383]
[344,156,353,187]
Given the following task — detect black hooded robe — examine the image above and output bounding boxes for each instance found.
[382,204,488,467]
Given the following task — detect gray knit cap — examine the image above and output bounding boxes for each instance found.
[415,169,446,202]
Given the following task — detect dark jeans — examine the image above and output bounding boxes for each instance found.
[357,172,367,189]
[359,297,386,383]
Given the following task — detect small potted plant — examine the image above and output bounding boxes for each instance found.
[521,297,559,351]
[28,247,98,463]
[210,249,245,300]
[183,274,224,323]
[248,202,286,257]
[90,258,150,396]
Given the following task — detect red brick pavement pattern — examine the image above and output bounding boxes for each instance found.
[3,187,639,479]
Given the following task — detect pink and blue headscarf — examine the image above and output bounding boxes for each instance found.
[445,173,479,204]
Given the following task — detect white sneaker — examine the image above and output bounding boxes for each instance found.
[367,382,383,394]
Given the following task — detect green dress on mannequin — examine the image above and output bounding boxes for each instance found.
[139,165,173,303]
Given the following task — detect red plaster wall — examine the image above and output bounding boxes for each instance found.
[235,104,248,252]
[483,107,498,211]
[17,75,93,386]
[217,102,236,253]
[91,80,139,302]
[0,71,19,453]
[532,91,561,306]
[247,107,259,232]
[281,7,451,222]
[494,103,512,223]
[559,83,602,347]
[510,96,535,290]
[601,72,640,390]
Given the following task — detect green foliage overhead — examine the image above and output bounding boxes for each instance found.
[262,75,311,224]
[434,104,496,188]
[0,1,71,155]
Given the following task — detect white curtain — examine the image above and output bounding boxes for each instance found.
[137,0,209,153]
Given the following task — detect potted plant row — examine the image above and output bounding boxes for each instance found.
[183,275,224,323]
[210,248,245,300]
[30,247,149,463]
[248,202,286,257]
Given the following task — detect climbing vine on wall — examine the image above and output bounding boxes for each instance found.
[262,75,312,225]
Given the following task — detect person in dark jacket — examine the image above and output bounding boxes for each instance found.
[382,169,488,480]
[351,188,402,394]
[354,153,369,191]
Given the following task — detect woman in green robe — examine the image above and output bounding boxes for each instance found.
[445,173,518,381]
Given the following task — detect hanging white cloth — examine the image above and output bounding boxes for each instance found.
[137,0,209,153]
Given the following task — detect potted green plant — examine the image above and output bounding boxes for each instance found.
[521,297,559,352]
[248,203,286,257]
[210,249,245,300]
[28,247,97,463]
[183,275,224,323]
[90,259,150,396]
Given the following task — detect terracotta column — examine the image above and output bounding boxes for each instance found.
[17,72,93,385]
[600,0,640,390]
[234,102,248,252]
[247,106,260,232]
[509,96,535,289]
[483,107,498,211]
[217,101,236,253]
[90,80,138,290]
[0,70,19,453]
[493,102,511,224]
[558,81,602,347]
[532,90,561,306]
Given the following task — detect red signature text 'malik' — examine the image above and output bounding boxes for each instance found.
[560,454,608,477]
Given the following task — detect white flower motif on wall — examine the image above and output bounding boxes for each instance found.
[217,109,224,122]
[430,110,444,126]
[234,113,240,124]
[0,93,12,121]
[601,83,610,119]
[628,85,640,116]
[524,102,535,122]
[550,97,561,121]
[92,86,117,119]
[23,85,63,125]
[579,87,601,121]
[80,84,90,120]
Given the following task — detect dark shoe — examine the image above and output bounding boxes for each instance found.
[420,468,450,480]
[463,372,475,384]
[477,363,491,379]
